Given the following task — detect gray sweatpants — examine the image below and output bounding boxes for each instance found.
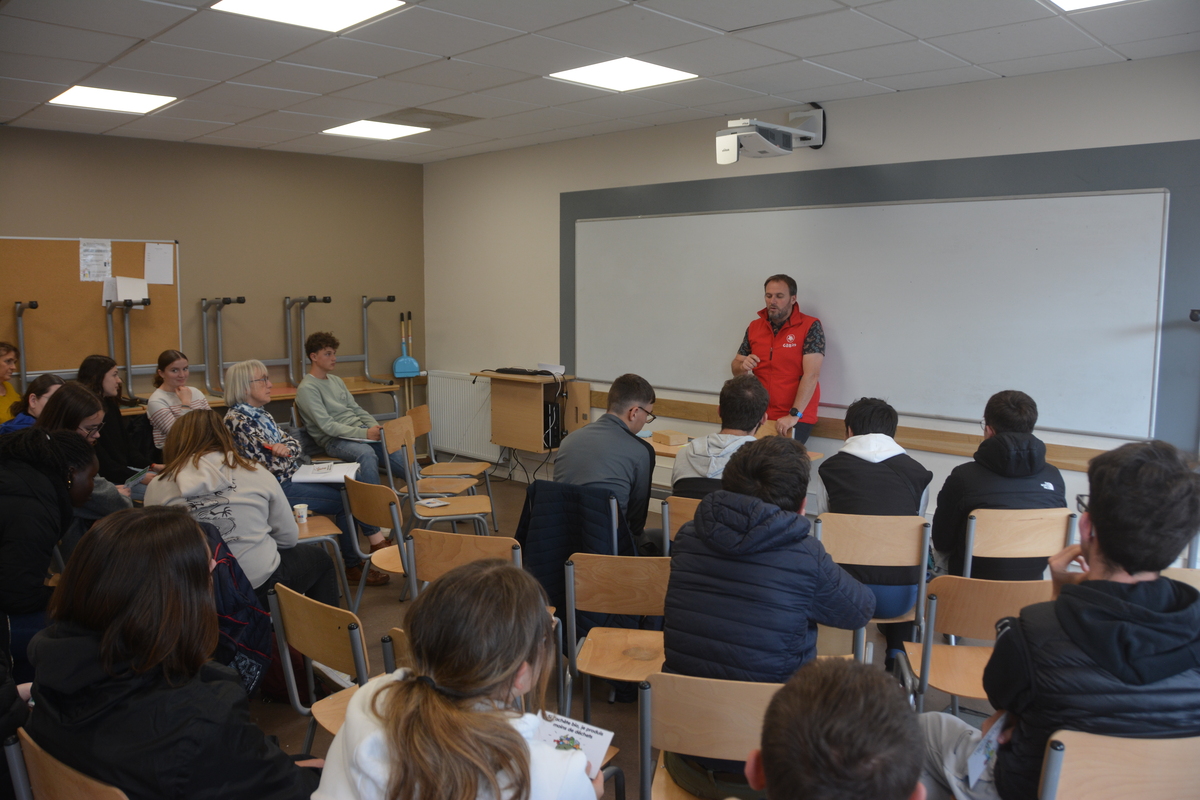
[919,712,1002,800]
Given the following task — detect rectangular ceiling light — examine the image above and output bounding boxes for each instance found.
[1050,0,1129,9]
[322,120,429,139]
[212,0,404,32]
[551,57,697,92]
[49,86,175,114]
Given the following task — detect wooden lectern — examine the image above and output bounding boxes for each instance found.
[471,372,574,454]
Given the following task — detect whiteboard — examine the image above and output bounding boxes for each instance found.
[575,191,1167,438]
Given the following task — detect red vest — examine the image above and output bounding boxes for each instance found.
[748,305,821,423]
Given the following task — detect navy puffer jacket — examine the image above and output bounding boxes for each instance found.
[663,490,875,683]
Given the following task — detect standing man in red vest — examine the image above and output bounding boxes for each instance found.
[731,274,825,443]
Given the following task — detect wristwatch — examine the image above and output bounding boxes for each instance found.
[789,408,799,417]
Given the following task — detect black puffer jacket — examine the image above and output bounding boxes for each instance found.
[26,623,318,800]
[985,578,1200,800]
[931,432,1065,579]
[0,459,73,616]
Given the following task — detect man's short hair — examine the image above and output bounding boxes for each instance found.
[984,390,1038,434]
[1087,440,1200,574]
[844,397,898,437]
[761,659,921,800]
[607,373,655,414]
[720,375,769,432]
[305,331,340,360]
[722,435,810,513]
[764,274,797,296]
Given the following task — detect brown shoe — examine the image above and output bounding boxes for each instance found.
[369,539,393,554]
[345,565,390,586]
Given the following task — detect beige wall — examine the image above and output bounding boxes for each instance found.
[0,127,424,401]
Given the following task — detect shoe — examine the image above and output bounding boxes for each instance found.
[369,539,393,554]
[345,565,390,586]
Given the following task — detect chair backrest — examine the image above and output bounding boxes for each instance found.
[965,508,1076,576]
[344,476,404,530]
[408,405,433,438]
[271,583,370,679]
[380,415,415,458]
[670,477,723,501]
[1039,729,1200,800]
[815,513,930,568]
[662,496,701,542]
[16,728,129,800]
[645,672,780,761]
[1163,567,1200,591]
[567,553,671,616]
[408,528,521,584]
[925,575,1053,641]
[381,627,412,674]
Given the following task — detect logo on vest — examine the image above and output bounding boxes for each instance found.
[1041,482,1054,490]
[785,334,795,343]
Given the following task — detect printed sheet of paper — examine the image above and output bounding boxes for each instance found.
[80,239,112,281]
[291,463,360,483]
[101,276,149,308]
[537,714,614,779]
[144,242,175,284]
[967,712,1008,788]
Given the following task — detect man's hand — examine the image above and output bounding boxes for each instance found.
[1048,544,1089,598]
[587,764,605,799]
[981,710,1016,745]
[366,425,382,441]
[738,354,760,375]
[775,414,799,436]
[117,483,132,498]
[296,758,325,769]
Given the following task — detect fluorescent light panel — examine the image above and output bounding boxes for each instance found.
[322,120,429,139]
[49,86,175,114]
[212,0,404,32]
[551,57,697,92]
[1050,0,1130,9]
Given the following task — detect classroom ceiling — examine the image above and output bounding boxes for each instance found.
[1,0,1197,164]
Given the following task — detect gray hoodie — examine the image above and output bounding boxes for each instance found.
[671,433,757,484]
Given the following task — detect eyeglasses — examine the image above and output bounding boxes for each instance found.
[637,406,657,424]
[979,419,987,432]
[249,377,270,384]
[1076,494,1089,513]
[78,422,105,436]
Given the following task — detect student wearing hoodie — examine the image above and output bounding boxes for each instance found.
[931,391,1065,580]
[920,440,1200,800]
[671,375,768,496]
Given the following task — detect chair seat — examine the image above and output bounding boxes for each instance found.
[873,607,917,625]
[398,476,478,495]
[371,545,406,574]
[902,642,993,699]
[313,684,359,735]
[414,495,493,519]
[297,515,341,539]
[421,461,489,477]
[576,628,665,683]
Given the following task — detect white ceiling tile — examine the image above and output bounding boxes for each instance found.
[190,82,317,109]
[694,94,796,115]
[401,129,491,147]
[1113,31,1200,60]
[260,134,365,153]
[0,77,70,104]
[202,124,307,143]
[640,36,794,76]
[107,127,198,141]
[0,98,37,121]
[858,0,1053,39]
[9,116,119,134]
[479,77,610,105]
[631,78,762,107]
[111,43,267,82]
[810,40,968,78]
[778,79,893,103]
[18,103,134,128]
[152,99,267,124]
[388,59,534,92]
[929,18,1100,63]
[235,62,372,94]
[640,0,841,33]
[1072,0,1200,45]
[982,47,1124,78]
[539,6,715,56]
[334,139,442,158]
[627,106,715,125]
[713,60,858,95]
[0,17,139,63]
[281,95,401,119]
[344,7,521,57]
[557,92,681,117]
[243,110,350,133]
[439,116,534,138]
[0,52,99,84]
[333,78,462,106]
[420,92,542,118]
[496,105,603,131]
[156,10,328,61]
[418,0,625,32]
[872,64,998,91]
[0,0,195,40]
[556,117,649,136]
[736,10,913,58]
[81,67,217,98]
[284,38,440,77]
[115,116,231,137]
[456,35,612,74]
[192,134,266,148]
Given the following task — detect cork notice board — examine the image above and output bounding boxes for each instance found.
[0,238,181,375]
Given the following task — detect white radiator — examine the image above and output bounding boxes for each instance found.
[426,370,502,462]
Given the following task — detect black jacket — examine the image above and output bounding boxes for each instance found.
[93,398,152,486]
[26,623,318,800]
[0,459,72,616]
[931,432,1065,579]
[985,578,1200,800]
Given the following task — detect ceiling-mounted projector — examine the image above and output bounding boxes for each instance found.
[716,108,824,165]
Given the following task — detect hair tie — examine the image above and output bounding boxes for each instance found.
[414,674,468,698]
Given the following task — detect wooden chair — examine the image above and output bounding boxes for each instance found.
[814,513,931,661]
[1038,729,1200,800]
[407,404,499,532]
[381,626,412,673]
[401,527,521,600]
[266,584,371,753]
[380,416,478,500]
[660,495,701,555]
[5,728,129,800]
[637,673,781,800]
[1163,567,1200,591]
[963,508,1078,578]
[898,575,1053,713]
[564,553,671,722]
[295,513,353,612]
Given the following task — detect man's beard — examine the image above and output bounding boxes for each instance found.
[768,306,790,325]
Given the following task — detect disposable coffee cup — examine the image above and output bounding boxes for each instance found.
[293,503,309,523]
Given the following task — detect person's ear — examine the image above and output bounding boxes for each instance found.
[744,749,767,792]
[798,498,808,517]
[983,424,996,439]
[512,661,533,697]
[909,780,927,800]
[844,425,854,439]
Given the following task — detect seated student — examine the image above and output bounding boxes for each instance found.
[315,559,599,800]
[0,342,19,426]
[663,435,875,800]
[295,332,405,486]
[818,397,934,665]
[932,390,1066,580]
[76,355,159,501]
[147,349,211,451]
[748,659,925,800]
[920,440,1200,800]
[224,359,390,588]
[0,373,63,435]
[24,506,321,800]
[0,429,97,683]
[670,374,768,497]
[146,410,338,608]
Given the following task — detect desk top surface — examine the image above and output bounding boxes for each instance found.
[471,370,573,384]
[120,376,399,415]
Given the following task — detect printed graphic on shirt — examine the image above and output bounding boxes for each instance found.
[185,482,239,541]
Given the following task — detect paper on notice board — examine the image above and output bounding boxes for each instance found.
[80,239,112,281]
[101,277,149,308]
[144,243,174,284]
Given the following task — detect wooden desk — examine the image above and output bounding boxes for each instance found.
[119,376,405,416]
[471,371,572,454]
[648,436,820,461]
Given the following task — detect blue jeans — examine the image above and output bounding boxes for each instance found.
[321,438,406,487]
[281,478,376,569]
[865,583,920,654]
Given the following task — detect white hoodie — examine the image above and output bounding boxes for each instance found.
[145,451,299,588]
[836,432,907,463]
[671,433,758,483]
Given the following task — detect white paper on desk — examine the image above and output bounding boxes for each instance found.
[80,239,112,281]
[536,714,613,779]
[101,277,149,308]
[291,463,360,483]
[144,243,174,284]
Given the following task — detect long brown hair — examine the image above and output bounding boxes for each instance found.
[49,506,218,684]
[34,381,103,432]
[9,373,63,417]
[373,560,554,800]
[159,409,258,480]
